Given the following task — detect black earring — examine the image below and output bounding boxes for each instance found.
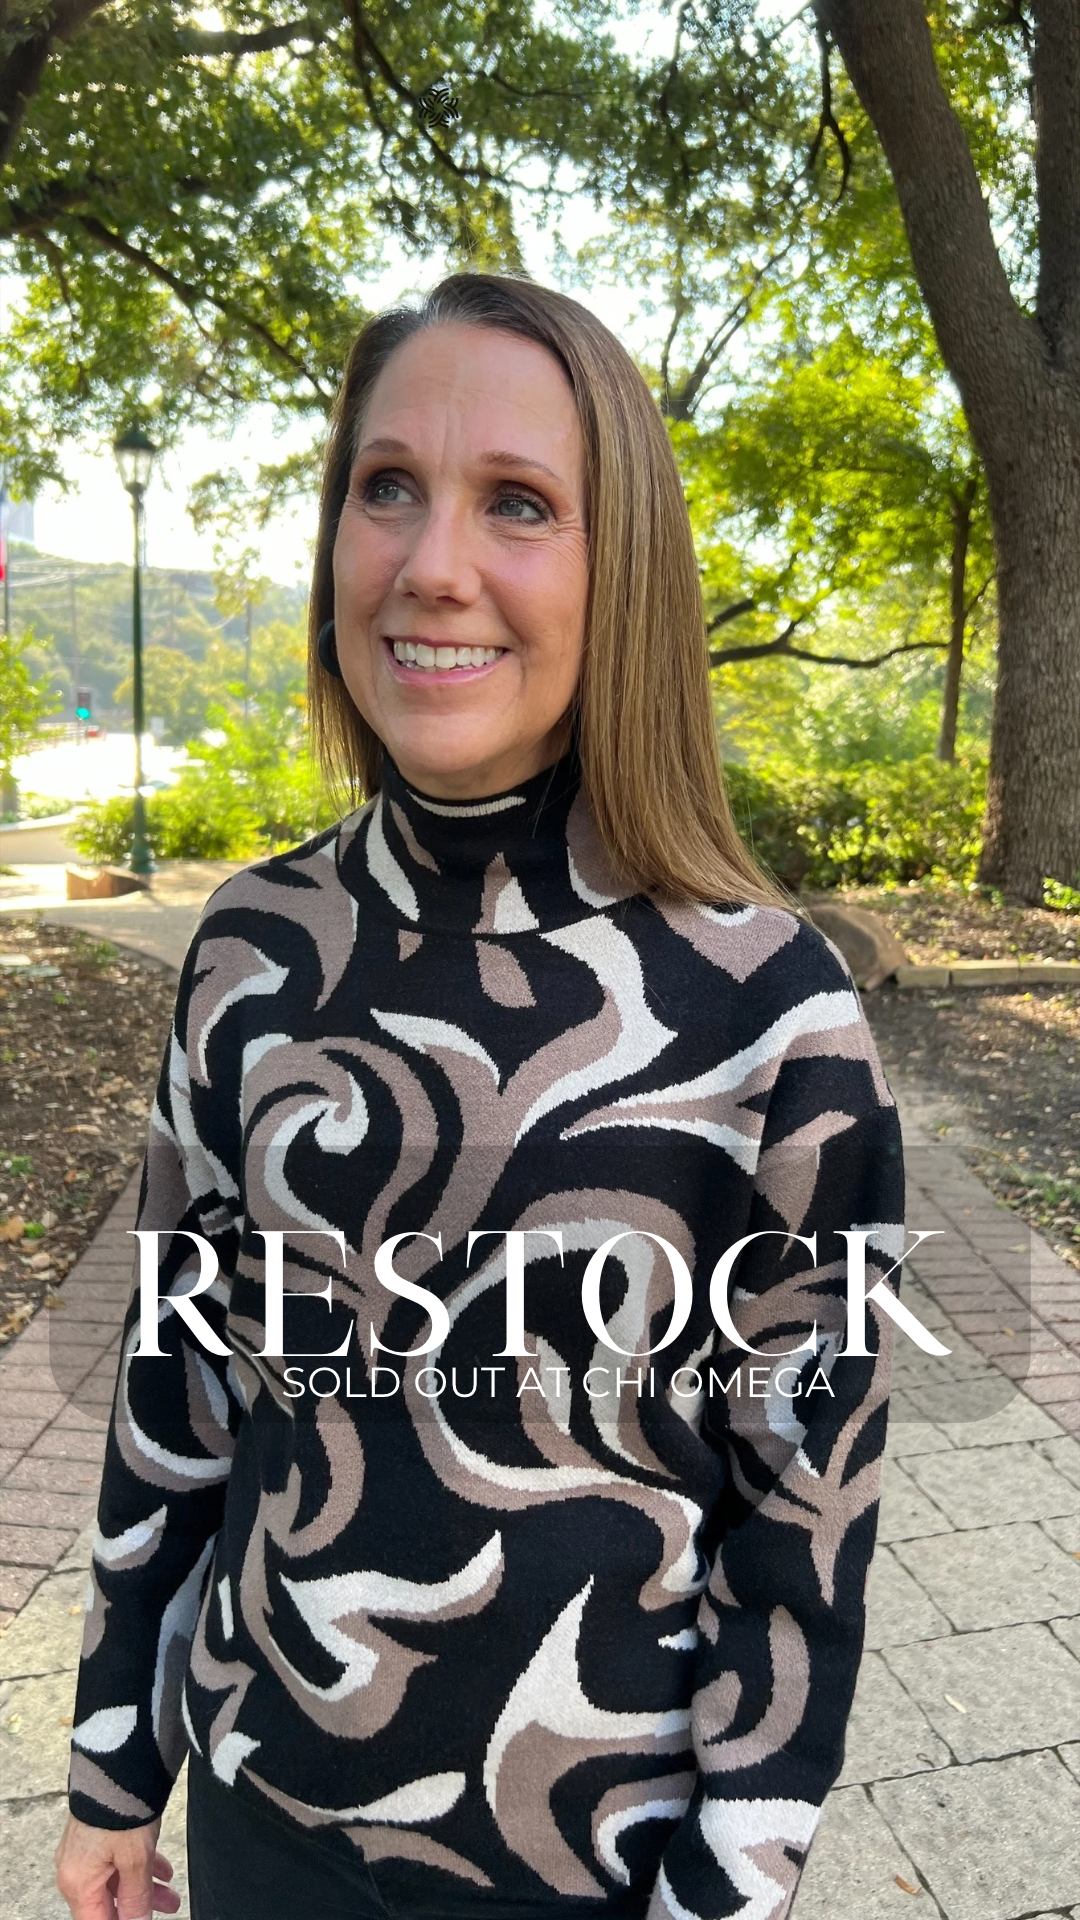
[317,618,343,679]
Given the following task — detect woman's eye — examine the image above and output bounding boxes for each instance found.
[363,472,412,505]
[493,490,548,523]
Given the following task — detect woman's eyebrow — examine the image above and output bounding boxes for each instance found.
[475,449,564,485]
[354,435,412,460]
[354,436,563,487]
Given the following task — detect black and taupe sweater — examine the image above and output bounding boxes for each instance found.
[69,749,904,1920]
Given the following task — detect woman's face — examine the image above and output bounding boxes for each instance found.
[332,323,589,798]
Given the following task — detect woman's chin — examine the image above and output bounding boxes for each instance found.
[385,727,547,798]
[389,734,501,785]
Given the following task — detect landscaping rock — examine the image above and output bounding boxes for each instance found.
[803,898,910,989]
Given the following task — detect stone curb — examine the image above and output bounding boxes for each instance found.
[894,960,1080,988]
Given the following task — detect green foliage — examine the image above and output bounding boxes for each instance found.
[678,336,994,669]
[5,547,306,732]
[0,0,632,499]
[68,790,240,862]
[0,623,63,777]
[725,754,988,891]
[110,637,256,746]
[714,577,996,773]
[8,790,77,818]
[1044,879,1080,913]
[182,685,340,847]
[69,692,340,862]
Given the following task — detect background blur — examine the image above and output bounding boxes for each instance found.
[3,1,1066,891]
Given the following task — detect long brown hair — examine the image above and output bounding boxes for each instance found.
[308,272,789,909]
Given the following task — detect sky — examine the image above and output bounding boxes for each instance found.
[9,6,682,591]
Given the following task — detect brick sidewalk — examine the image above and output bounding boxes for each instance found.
[0,1169,139,1630]
[902,1132,1078,1434]
[0,1106,1077,1919]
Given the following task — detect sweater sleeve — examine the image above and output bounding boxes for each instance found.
[68,904,244,1829]
[649,943,905,1920]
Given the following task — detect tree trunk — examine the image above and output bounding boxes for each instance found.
[978,401,1080,899]
[815,0,1080,905]
[936,476,976,764]
[0,1,109,170]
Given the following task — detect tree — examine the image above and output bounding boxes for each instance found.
[7,3,1072,900]
[1,1,630,498]
[677,334,993,723]
[576,180,996,761]
[0,1,107,168]
[110,637,241,744]
[812,0,1080,898]
[0,622,62,810]
[561,3,1070,898]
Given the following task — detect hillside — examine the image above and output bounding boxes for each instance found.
[5,543,308,731]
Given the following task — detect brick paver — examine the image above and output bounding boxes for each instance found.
[0,1170,138,1634]
[0,953,1076,1916]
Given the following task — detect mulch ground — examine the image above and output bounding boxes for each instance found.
[0,916,177,1344]
[842,880,1080,964]
[848,884,1080,1272]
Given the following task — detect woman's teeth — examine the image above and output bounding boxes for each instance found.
[391,641,503,671]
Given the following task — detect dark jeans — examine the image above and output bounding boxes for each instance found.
[186,1756,392,1920]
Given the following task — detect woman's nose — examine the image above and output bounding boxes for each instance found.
[396,498,481,605]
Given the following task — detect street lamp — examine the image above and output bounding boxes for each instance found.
[112,427,157,877]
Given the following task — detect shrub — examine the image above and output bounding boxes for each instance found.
[17,792,78,820]
[69,701,341,863]
[724,755,988,890]
[68,796,144,864]
[70,779,292,863]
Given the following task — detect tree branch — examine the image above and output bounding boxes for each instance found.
[655,3,695,195]
[710,617,950,668]
[484,67,599,104]
[0,0,108,168]
[3,180,93,233]
[706,598,758,633]
[664,239,796,419]
[814,0,1040,459]
[710,615,808,664]
[806,21,851,201]
[343,0,507,192]
[1030,0,1080,349]
[177,17,322,58]
[75,215,335,403]
[963,570,996,621]
[756,3,816,50]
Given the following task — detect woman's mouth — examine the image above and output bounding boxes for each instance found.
[386,638,507,675]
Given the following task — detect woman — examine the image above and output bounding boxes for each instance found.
[56,272,904,1920]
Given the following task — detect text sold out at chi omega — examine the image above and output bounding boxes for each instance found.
[127,1223,952,1363]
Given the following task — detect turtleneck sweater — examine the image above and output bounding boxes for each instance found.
[69,749,905,1920]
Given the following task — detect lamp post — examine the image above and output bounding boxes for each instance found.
[113,428,157,877]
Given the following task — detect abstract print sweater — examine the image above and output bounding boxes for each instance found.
[69,750,905,1920]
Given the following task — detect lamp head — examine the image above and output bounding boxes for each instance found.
[113,426,157,496]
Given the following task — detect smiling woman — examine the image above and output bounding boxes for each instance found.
[57,272,905,1920]
[329,321,589,802]
[308,273,786,903]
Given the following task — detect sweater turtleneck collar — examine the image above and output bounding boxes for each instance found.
[335,746,637,935]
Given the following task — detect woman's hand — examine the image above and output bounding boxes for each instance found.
[55,1812,180,1920]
